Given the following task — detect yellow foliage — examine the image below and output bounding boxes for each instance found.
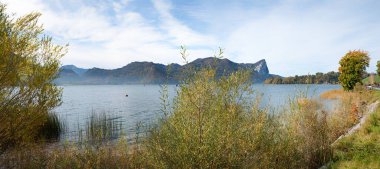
[0,3,66,152]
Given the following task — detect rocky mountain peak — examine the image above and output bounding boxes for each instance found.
[58,58,274,84]
[254,59,269,75]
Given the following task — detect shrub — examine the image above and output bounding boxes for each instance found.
[145,68,275,168]
[141,48,337,168]
[0,3,66,152]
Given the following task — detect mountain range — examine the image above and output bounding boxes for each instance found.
[55,57,277,85]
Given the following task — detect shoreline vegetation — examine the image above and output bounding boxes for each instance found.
[264,72,340,84]
[2,46,379,168]
[1,71,378,168]
[2,3,380,168]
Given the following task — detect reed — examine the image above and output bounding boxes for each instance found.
[84,113,124,144]
[38,113,64,141]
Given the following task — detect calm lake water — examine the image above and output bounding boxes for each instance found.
[55,84,341,141]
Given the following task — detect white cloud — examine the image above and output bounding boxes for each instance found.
[2,0,45,16]
[151,0,217,48]
[220,0,380,75]
[2,0,216,69]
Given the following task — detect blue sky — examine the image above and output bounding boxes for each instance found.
[3,0,380,76]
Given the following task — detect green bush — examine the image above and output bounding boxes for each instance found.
[142,64,334,168]
[145,69,272,168]
[0,3,66,152]
[137,48,340,168]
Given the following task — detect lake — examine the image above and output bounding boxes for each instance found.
[55,84,341,141]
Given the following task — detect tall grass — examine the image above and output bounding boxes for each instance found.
[0,113,129,168]
[284,97,333,168]
[80,113,123,143]
[38,113,64,141]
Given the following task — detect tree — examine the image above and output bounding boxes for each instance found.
[338,50,370,91]
[377,61,380,75]
[0,4,66,151]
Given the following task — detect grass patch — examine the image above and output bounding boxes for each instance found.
[330,92,380,169]
[363,74,380,85]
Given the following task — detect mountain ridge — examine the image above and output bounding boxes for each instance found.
[56,57,276,85]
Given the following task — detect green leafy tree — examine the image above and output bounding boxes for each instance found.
[338,50,370,91]
[377,61,380,75]
[0,4,66,151]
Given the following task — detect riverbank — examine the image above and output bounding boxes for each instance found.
[329,91,380,168]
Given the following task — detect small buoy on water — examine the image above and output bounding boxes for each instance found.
[126,94,128,97]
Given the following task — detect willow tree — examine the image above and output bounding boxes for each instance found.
[0,4,66,151]
[338,50,370,91]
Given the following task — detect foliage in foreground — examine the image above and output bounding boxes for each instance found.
[331,91,380,169]
[0,112,133,169]
[0,139,139,169]
[0,3,66,152]
[142,64,340,168]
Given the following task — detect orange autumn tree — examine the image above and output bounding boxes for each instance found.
[338,50,370,91]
